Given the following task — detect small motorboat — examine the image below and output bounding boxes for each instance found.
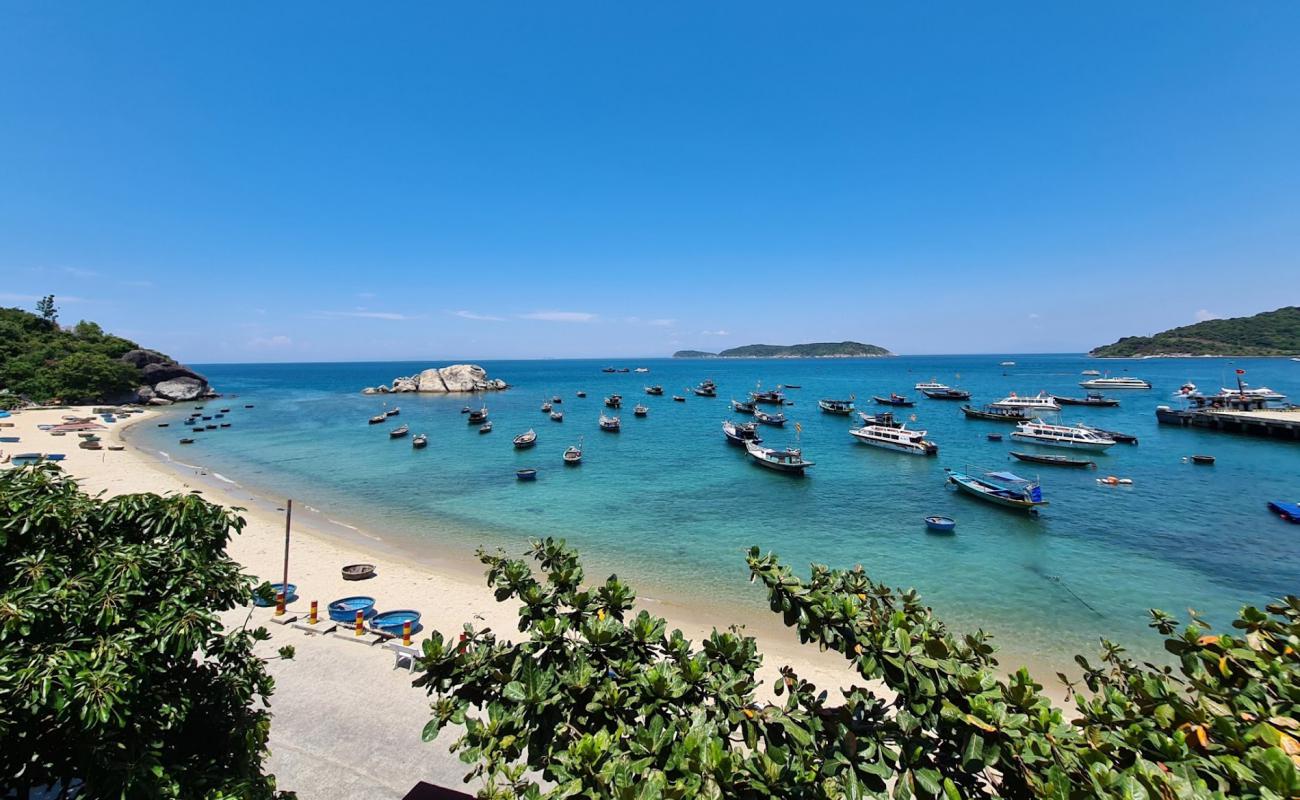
[550,411,564,422]
[479,421,493,434]
[924,516,956,533]
[1053,393,1120,407]
[987,433,1003,442]
[731,399,756,414]
[576,391,587,398]
[254,583,297,607]
[157,422,169,428]
[1009,451,1096,468]
[412,433,428,448]
[219,423,231,428]
[389,425,409,438]
[920,388,971,401]
[192,427,205,433]
[461,406,471,414]
[1081,369,1101,376]
[328,596,376,623]
[219,408,230,413]
[205,424,217,430]
[552,396,562,404]
[672,395,686,402]
[516,468,538,481]
[370,609,422,636]
[1190,454,1215,465]
[368,414,386,425]
[633,404,648,417]
[386,407,400,417]
[468,407,488,424]
[818,398,855,415]
[564,440,583,465]
[541,402,553,412]
[1097,476,1134,486]
[945,468,1046,513]
[722,420,762,445]
[781,384,802,389]
[604,395,623,409]
[341,563,376,581]
[513,429,537,449]
[179,438,195,444]
[645,385,664,396]
[1267,500,1300,523]
[245,404,255,409]
[599,414,621,432]
[744,440,813,474]
[873,394,914,407]
[753,408,787,427]
[201,416,212,421]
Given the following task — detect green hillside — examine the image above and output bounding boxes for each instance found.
[1090,306,1300,357]
[0,304,144,406]
[673,341,892,358]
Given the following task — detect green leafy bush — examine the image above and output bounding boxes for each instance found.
[418,539,1300,799]
[0,466,293,799]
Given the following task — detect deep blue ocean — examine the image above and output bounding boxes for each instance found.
[129,355,1300,667]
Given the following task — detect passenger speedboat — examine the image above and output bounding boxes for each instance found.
[1215,385,1286,402]
[1011,420,1115,451]
[914,379,950,391]
[848,423,937,455]
[990,392,1060,412]
[1078,376,1151,390]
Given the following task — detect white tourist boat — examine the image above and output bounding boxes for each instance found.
[913,378,950,391]
[1215,385,1286,401]
[990,391,1060,413]
[1078,376,1152,390]
[848,423,937,455]
[1011,419,1115,451]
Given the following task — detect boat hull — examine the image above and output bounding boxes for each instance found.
[1010,433,1113,451]
[848,430,936,455]
[947,474,1045,512]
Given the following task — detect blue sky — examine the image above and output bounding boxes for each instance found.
[2,3,1297,361]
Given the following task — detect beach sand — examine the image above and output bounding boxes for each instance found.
[3,406,1071,799]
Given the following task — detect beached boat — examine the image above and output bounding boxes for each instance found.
[599,414,621,432]
[645,385,664,395]
[731,399,756,414]
[368,414,386,425]
[468,407,488,423]
[849,422,937,455]
[513,429,537,449]
[412,433,428,448]
[818,397,855,415]
[921,387,971,401]
[750,388,784,405]
[722,420,762,445]
[370,609,422,636]
[945,468,1046,512]
[633,404,648,417]
[1011,420,1114,451]
[341,563,376,581]
[605,395,623,409]
[388,424,409,438]
[872,393,914,407]
[753,408,786,426]
[1053,392,1119,407]
[1079,376,1151,390]
[328,596,376,623]
[961,404,1029,422]
[550,411,564,422]
[479,421,493,434]
[1077,423,1138,445]
[1009,451,1095,468]
[744,440,813,474]
[991,392,1059,412]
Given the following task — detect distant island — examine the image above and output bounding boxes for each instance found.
[1090,306,1300,358]
[673,341,893,359]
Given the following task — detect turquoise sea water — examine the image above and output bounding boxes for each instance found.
[129,356,1300,667]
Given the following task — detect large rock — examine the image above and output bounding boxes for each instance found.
[153,377,207,402]
[120,349,173,369]
[392,377,419,393]
[365,364,507,394]
[141,362,204,384]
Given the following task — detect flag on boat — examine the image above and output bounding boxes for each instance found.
[1236,368,1246,374]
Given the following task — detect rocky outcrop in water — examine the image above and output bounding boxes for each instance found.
[120,349,215,403]
[362,364,507,394]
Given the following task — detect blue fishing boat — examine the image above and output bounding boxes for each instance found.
[753,408,787,427]
[924,516,956,532]
[254,582,298,607]
[1268,501,1300,523]
[370,609,423,636]
[945,468,1047,513]
[516,468,538,480]
[328,596,377,623]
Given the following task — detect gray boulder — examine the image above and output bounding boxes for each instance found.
[392,377,419,393]
[120,349,172,369]
[141,362,204,384]
[153,377,206,402]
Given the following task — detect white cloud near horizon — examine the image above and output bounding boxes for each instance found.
[248,335,293,348]
[520,311,597,322]
[700,329,730,336]
[314,309,421,320]
[1194,309,1221,322]
[0,293,90,305]
[647,318,676,327]
[452,309,505,321]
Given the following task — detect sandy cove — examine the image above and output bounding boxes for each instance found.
[3,406,1070,799]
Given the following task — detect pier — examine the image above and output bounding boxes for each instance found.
[1156,404,1300,441]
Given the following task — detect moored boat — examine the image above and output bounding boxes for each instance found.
[1081,369,1101,376]
[857,411,903,428]
[604,395,623,409]
[368,414,386,425]
[513,429,537,449]
[722,420,762,445]
[468,407,489,423]
[516,468,537,481]
[744,440,813,474]
[1011,420,1115,451]
[541,402,553,412]
[924,516,956,532]
[914,379,950,391]
[564,437,583,465]
[552,395,563,404]
[818,397,855,415]
[1078,423,1138,445]
[921,387,971,401]
[576,391,587,398]
[550,411,564,422]
[731,398,756,414]
[599,414,621,432]
[412,433,428,449]
[672,395,686,402]
[961,404,1028,422]
[945,468,1046,512]
[990,392,1059,413]
[633,404,648,417]
[753,408,786,426]
[1053,392,1119,407]
[645,385,664,395]
[1079,376,1151,390]
[693,380,717,397]
[479,421,493,434]
[849,422,937,455]
[385,407,400,417]
[750,388,784,405]
[1009,451,1095,468]
[872,393,914,407]
[389,424,409,438]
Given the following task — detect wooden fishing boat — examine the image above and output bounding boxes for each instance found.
[1190,454,1215,465]
[921,388,971,401]
[818,398,855,415]
[945,468,1047,513]
[753,408,786,426]
[513,429,537,449]
[645,385,664,396]
[872,393,914,407]
[479,421,493,434]
[693,380,717,397]
[389,424,409,438]
[552,395,563,404]
[599,414,621,432]
[1009,451,1095,468]
[368,414,386,424]
[1053,392,1120,407]
[516,469,537,481]
[731,398,756,414]
[960,404,1028,422]
[564,438,583,465]
[857,411,903,428]
[750,388,784,405]
[604,395,622,409]
[469,407,489,424]
[550,411,564,422]
[633,404,648,417]
[412,433,428,448]
[541,402,553,412]
[576,391,587,398]
[385,407,400,417]
[179,438,195,444]
[672,395,686,402]
[744,440,813,474]
[219,423,231,428]
[722,420,762,445]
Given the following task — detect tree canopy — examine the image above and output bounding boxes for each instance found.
[417,538,1300,799]
[0,306,142,405]
[0,465,293,799]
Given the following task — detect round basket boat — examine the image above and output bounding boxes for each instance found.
[516,468,538,481]
[341,563,376,581]
[924,516,956,533]
[369,609,423,636]
[327,596,377,623]
[254,582,297,607]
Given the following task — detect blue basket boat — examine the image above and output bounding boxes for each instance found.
[516,468,537,481]
[924,516,956,533]
[254,582,298,606]
[369,609,422,636]
[328,595,377,622]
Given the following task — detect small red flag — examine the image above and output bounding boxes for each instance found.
[1236,368,1245,374]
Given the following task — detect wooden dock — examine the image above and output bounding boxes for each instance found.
[1156,405,1300,440]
